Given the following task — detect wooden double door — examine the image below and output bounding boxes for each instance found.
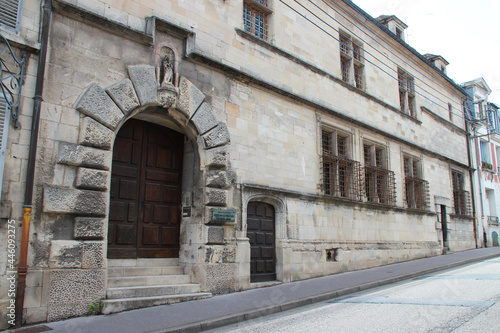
[107,119,184,259]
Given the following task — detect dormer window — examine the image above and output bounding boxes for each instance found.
[424,54,449,74]
[376,15,408,42]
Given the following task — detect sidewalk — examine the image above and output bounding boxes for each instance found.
[11,247,500,333]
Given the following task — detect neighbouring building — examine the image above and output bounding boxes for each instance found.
[462,77,500,247]
[1,0,478,327]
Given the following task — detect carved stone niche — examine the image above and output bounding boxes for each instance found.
[158,46,176,88]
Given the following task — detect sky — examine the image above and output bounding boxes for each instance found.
[353,0,500,105]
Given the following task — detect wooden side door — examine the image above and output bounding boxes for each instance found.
[247,202,276,282]
[107,119,184,259]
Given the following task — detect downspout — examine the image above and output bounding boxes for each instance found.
[15,0,52,327]
[466,120,478,248]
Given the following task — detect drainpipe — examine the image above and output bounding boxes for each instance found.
[466,121,479,248]
[15,0,52,327]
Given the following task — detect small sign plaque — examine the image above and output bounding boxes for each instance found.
[182,206,191,217]
[211,209,236,223]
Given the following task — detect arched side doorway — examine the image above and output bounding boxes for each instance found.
[493,231,499,247]
[108,119,184,258]
[247,201,276,282]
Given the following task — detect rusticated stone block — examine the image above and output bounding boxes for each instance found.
[74,217,106,240]
[49,240,82,268]
[79,117,114,149]
[127,65,157,105]
[206,147,229,169]
[75,168,109,191]
[43,187,107,216]
[176,76,205,119]
[206,170,236,188]
[106,79,140,116]
[58,142,112,170]
[48,269,105,322]
[203,122,230,149]
[206,188,228,206]
[82,241,105,269]
[75,83,124,129]
[205,263,237,295]
[207,226,224,245]
[191,102,218,135]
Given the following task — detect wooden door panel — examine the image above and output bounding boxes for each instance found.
[107,119,184,259]
[248,202,276,282]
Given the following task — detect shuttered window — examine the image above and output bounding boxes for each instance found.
[0,97,10,202]
[0,0,24,34]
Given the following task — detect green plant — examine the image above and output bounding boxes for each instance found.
[89,299,103,315]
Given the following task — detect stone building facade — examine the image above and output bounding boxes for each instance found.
[0,0,477,327]
[462,78,500,248]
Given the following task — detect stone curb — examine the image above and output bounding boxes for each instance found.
[157,252,500,333]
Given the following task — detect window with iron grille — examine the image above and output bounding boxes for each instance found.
[243,0,271,40]
[403,155,429,210]
[0,0,23,34]
[398,69,416,118]
[363,142,396,205]
[322,128,362,201]
[338,32,364,89]
[451,170,472,216]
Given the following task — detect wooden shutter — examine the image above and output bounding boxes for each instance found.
[0,97,10,202]
[0,0,23,33]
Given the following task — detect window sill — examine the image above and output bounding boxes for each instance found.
[0,30,40,53]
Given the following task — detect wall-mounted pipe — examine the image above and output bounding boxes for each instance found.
[15,0,52,327]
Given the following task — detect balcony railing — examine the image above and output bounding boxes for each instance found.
[488,216,499,225]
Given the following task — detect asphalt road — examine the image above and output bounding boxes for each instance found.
[210,258,500,333]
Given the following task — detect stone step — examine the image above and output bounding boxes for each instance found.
[107,274,191,288]
[108,266,185,277]
[106,283,201,299]
[107,258,179,267]
[101,293,213,314]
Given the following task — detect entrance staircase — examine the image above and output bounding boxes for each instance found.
[101,258,212,314]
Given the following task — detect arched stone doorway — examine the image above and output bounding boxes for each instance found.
[108,118,184,258]
[493,231,499,247]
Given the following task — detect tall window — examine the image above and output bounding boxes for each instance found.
[403,155,429,210]
[363,142,396,205]
[322,128,362,201]
[451,170,471,216]
[398,69,416,117]
[0,0,23,34]
[243,0,271,40]
[339,32,364,89]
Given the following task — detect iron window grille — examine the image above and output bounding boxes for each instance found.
[403,156,429,210]
[322,129,362,201]
[363,144,396,205]
[451,171,472,216]
[243,0,270,40]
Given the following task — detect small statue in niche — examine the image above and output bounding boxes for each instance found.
[160,55,174,87]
